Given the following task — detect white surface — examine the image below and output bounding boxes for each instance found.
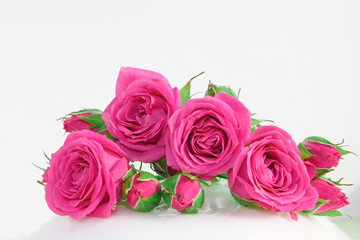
[29,182,351,240]
[1,0,360,239]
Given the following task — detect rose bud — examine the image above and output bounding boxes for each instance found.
[162,174,204,213]
[63,109,107,135]
[123,171,161,212]
[311,178,349,214]
[298,136,350,169]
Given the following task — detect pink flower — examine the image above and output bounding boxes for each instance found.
[63,110,107,135]
[312,178,349,214]
[162,174,204,213]
[123,172,161,212]
[166,93,251,180]
[44,130,130,219]
[302,140,341,169]
[229,126,318,217]
[103,67,181,163]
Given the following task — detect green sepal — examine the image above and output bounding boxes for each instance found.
[137,171,158,181]
[313,209,344,217]
[161,192,173,207]
[251,118,274,133]
[315,168,334,178]
[151,157,170,178]
[181,172,198,180]
[103,132,117,141]
[57,108,102,121]
[161,174,181,194]
[123,166,137,180]
[217,173,228,180]
[336,145,354,157]
[298,142,313,160]
[33,163,47,172]
[320,177,353,186]
[184,188,205,214]
[179,81,191,106]
[78,113,106,132]
[301,198,329,214]
[205,82,237,98]
[230,190,262,209]
[305,136,333,145]
[134,191,161,212]
[179,72,204,106]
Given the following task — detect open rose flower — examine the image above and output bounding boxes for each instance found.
[44,130,130,219]
[166,93,251,180]
[311,178,349,214]
[229,126,318,220]
[103,67,181,163]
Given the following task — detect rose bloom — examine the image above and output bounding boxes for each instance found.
[165,93,251,180]
[228,126,318,219]
[44,130,130,219]
[302,140,341,169]
[103,67,180,163]
[312,178,349,214]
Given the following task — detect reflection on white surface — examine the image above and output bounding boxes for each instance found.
[29,182,350,240]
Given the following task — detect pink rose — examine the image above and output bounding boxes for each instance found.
[302,139,341,169]
[166,93,251,180]
[162,174,204,213]
[63,110,108,135]
[44,130,130,219]
[229,126,318,218]
[103,67,181,163]
[123,172,161,212]
[311,178,349,214]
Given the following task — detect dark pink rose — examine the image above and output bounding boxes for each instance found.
[103,67,181,163]
[166,93,251,180]
[44,130,130,219]
[162,174,204,213]
[302,140,341,169]
[229,126,318,216]
[312,178,349,214]
[63,110,107,135]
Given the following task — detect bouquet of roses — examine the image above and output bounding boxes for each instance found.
[37,67,352,221]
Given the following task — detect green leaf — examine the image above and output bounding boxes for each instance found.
[302,199,329,214]
[151,157,170,178]
[298,142,313,160]
[103,132,117,141]
[313,209,344,217]
[250,118,274,133]
[205,82,237,98]
[230,190,262,209]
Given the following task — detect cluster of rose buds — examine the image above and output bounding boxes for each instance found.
[39,67,352,220]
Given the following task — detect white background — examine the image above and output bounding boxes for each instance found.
[1,0,359,239]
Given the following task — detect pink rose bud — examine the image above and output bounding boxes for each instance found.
[123,171,161,212]
[162,174,204,213]
[63,109,108,135]
[311,178,349,214]
[298,136,351,169]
